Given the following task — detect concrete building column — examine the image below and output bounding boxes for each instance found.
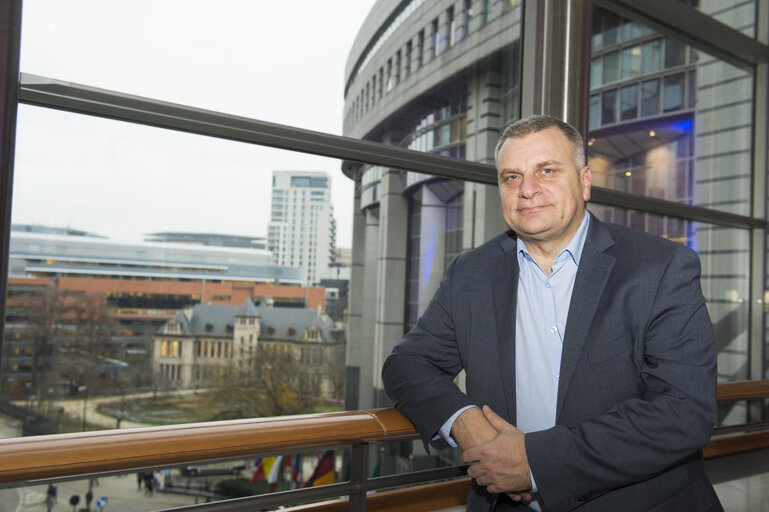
[463,65,507,250]
[372,169,408,406]
[345,176,380,411]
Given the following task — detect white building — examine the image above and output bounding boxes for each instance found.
[152,300,347,399]
[267,171,337,286]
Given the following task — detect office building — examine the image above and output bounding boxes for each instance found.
[267,171,338,286]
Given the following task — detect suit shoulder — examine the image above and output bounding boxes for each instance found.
[442,231,515,279]
[602,221,698,261]
[452,231,515,263]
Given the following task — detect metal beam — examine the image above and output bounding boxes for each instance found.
[541,0,593,133]
[0,0,22,361]
[17,73,764,232]
[17,74,499,186]
[594,0,769,70]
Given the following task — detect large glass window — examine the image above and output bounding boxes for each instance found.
[588,9,754,217]
[602,50,620,84]
[620,84,638,121]
[7,107,352,430]
[601,89,618,124]
[622,46,642,80]
[640,79,660,116]
[587,5,760,431]
[662,73,685,112]
[641,39,661,74]
[590,207,750,389]
[2,1,766,506]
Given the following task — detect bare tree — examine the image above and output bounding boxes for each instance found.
[23,285,70,395]
[6,285,119,400]
[202,343,317,420]
[324,344,346,402]
[71,292,116,358]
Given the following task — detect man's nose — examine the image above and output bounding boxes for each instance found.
[518,176,540,198]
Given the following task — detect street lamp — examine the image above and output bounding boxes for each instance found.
[78,385,88,431]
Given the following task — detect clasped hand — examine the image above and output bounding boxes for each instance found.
[461,405,532,498]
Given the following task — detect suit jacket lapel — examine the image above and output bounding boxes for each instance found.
[492,232,519,424]
[556,215,616,421]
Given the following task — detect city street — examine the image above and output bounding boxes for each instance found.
[0,414,208,512]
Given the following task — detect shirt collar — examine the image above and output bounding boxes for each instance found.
[517,210,591,267]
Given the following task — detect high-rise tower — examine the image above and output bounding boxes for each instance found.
[267,171,336,286]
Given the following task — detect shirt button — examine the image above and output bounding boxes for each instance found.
[550,326,557,333]
[545,282,551,288]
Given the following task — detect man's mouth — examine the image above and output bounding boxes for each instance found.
[518,205,549,214]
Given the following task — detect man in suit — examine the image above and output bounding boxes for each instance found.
[382,115,722,511]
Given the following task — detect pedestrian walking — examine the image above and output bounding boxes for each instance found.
[45,484,57,512]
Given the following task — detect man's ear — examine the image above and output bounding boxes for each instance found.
[580,165,592,202]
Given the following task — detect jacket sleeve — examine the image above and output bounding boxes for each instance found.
[382,254,475,449]
[526,244,718,511]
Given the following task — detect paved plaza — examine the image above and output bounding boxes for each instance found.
[0,414,213,512]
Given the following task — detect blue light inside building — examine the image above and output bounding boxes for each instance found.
[670,119,693,133]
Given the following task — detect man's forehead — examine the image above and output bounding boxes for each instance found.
[497,158,568,174]
[504,126,570,147]
[499,130,573,162]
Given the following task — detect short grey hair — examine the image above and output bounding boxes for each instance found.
[494,115,586,171]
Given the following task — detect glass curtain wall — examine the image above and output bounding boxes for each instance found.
[0,0,767,505]
[587,3,763,427]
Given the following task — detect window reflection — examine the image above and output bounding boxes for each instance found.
[588,7,753,217]
[685,0,757,38]
[590,207,750,389]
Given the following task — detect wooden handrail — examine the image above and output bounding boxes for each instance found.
[716,379,769,402]
[0,380,765,487]
[282,478,473,512]
[0,408,415,484]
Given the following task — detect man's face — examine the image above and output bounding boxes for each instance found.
[497,127,591,248]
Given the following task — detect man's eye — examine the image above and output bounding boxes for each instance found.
[542,168,554,174]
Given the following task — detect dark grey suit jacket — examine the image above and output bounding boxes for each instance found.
[382,214,722,512]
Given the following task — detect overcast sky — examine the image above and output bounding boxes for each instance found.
[12,0,378,247]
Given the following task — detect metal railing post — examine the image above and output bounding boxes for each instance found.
[0,0,22,353]
[348,443,368,511]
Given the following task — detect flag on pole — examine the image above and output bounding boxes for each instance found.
[250,458,265,483]
[267,455,284,492]
[250,456,279,484]
[301,450,334,488]
[291,454,302,488]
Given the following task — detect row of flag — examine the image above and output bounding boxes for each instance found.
[249,450,334,492]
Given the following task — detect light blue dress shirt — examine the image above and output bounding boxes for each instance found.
[438,213,591,496]
[515,212,589,435]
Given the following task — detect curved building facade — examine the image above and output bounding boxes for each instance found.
[343,0,523,411]
[343,0,765,436]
